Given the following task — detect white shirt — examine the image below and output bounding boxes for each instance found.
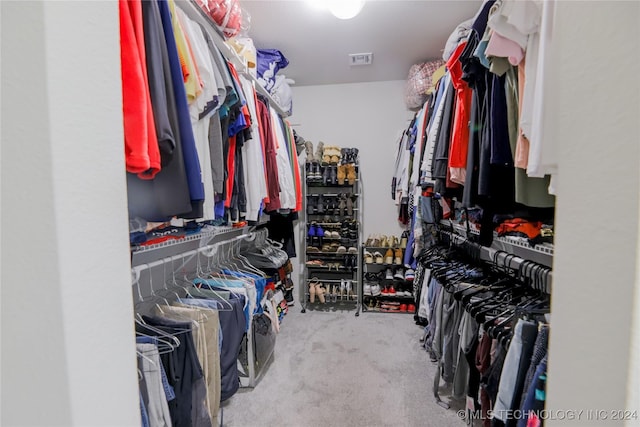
[239,75,268,221]
[178,9,219,220]
[270,107,296,210]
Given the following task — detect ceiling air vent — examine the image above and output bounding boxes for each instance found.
[349,53,373,66]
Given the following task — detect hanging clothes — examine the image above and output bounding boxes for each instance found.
[119,0,161,179]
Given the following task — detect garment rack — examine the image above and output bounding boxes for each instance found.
[439,229,552,294]
[132,228,273,389]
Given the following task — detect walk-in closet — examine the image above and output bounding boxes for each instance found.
[2,1,640,427]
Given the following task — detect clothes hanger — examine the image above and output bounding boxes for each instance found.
[227,238,261,277]
[181,251,234,311]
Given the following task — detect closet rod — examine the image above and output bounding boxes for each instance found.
[175,0,290,118]
[441,230,553,294]
[131,231,256,280]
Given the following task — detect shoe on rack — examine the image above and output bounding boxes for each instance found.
[337,164,347,185]
[312,162,322,180]
[315,141,325,165]
[385,268,393,280]
[309,281,317,303]
[365,235,374,246]
[307,195,317,215]
[374,251,384,264]
[322,166,330,185]
[400,230,409,249]
[330,165,338,185]
[407,304,416,313]
[370,283,382,297]
[346,194,353,216]
[405,268,415,281]
[364,251,374,264]
[363,283,372,296]
[388,285,396,296]
[336,245,347,254]
[345,280,353,298]
[351,148,359,166]
[380,235,389,248]
[305,141,315,163]
[399,303,408,312]
[388,236,398,248]
[316,194,324,214]
[346,164,357,185]
[308,222,317,238]
[342,254,350,270]
[384,249,394,264]
[340,148,349,164]
[338,194,346,216]
[394,248,403,265]
[381,286,390,296]
[347,246,358,254]
[394,268,405,280]
[317,285,326,304]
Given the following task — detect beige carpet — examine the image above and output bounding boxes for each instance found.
[221,304,466,427]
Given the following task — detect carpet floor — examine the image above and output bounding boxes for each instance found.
[221,304,466,427]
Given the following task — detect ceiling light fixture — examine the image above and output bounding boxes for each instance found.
[306,0,365,20]
[327,0,365,20]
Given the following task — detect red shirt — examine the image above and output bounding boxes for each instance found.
[446,42,472,169]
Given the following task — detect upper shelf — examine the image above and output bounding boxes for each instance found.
[176,0,290,118]
[440,220,554,268]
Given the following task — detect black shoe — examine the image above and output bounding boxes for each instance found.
[330,196,338,215]
[330,165,338,185]
[284,288,294,306]
[313,162,322,182]
[340,148,349,164]
[307,195,317,215]
[322,166,330,185]
[317,195,325,214]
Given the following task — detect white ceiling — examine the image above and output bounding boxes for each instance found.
[241,0,482,86]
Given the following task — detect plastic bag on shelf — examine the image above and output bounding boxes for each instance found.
[404,59,445,110]
[195,0,242,38]
[227,36,257,76]
[270,74,293,115]
[256,49,289,92]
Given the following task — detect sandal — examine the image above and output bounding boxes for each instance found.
[364,250,374,264]
[309,278,320,303]
[373,251,384,264]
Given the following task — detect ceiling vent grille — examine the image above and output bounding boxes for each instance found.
[349,53,373,66]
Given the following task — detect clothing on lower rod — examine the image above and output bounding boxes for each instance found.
[492,318,538,426]
[139,316,211,427]
[137,343,172,427]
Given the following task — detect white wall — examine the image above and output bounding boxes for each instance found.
[1,1,140,425]
[546,1,640,424]
[291,80,414,240]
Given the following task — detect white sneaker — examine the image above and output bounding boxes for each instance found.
[394,268,405,280]
[385,268,393,280]
[363,283,372,296]
[371,284,382,296]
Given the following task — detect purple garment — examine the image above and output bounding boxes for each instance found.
[256,49,289,91]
